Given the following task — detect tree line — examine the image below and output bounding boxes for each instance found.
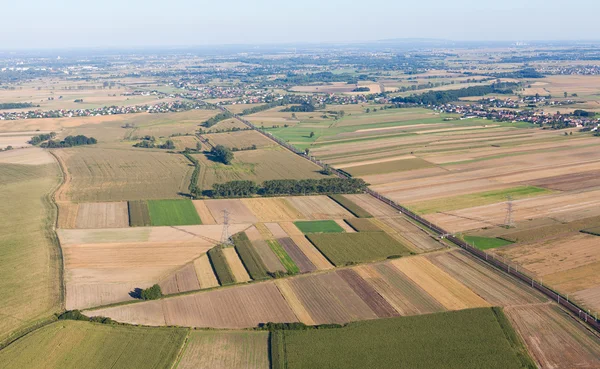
[202,110,233,128]
[391,83,518,105]
[0,102,36,110]
[40,135,97,148]
[29,132,57,145]
[201,178,367,198]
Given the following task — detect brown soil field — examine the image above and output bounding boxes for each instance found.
[528,170,600,191]
[193,254,220,289]
[506,304,600,369]
[53,146,193,202]
[428,250,546,306]
[391,256,490,310]
[0,147,55,165]
[572,285,600,314]
[336,155,416,169]
[159,263,201,295]
[288,236,334,270]
[336,269,399,318]
[242,198,303,222]
[355,263,445,316]
[204,199,258,224]
[75,201,129,229]
[88,282,298,328]
[159,273,178,295]
[344,157,435,177]
[341,194,399,217]
[244,226,286,272]
[176,330,269,369]
[56,201,79,229]
[64,240,212,309]
[373,217,443,252]
[274,279,316,325]
[278,273,378,325]
[204,130,275,149]
[285,195,354,220]
[264,223,288,239]
[192,200,217,225]
[277,237,317,273]
[222,247,251,283]
[255,223,274,239]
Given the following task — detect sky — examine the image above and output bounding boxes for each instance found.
[2,0,599,49]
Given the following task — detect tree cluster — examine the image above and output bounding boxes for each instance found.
[392,83,517,106]
[29,132,57,145]
[40,135,97,148]
[140,284,163,300]
[207,178,367,198]
[133,136,175,149]
[281,103,316,112]
[202,111,233,128]
[211,144,234,164]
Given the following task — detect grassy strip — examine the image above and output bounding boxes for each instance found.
[329,194,372,218]
[147,199,202,226]
[207,247,236,285]
[267,240,300,274]
[128,200,151,227]
[183,153,201,197]
[491,307,537,369]
[293,220,345,234]
[232,232,270,280]
[344,218,382,232]
[463,235,513,250]
[269,331,286,369]
[306,232,411,266]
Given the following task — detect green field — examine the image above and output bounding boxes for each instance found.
[329,195,372,218]
[409,186,551,214]
[345,157,434,177]
[294,220,345,234]
[306,232,411,266]
[267,239,300,274]
[464,235,514,250]
[0,162,61,346]
[147,199,202,226]
[207,247,236,285]
[128,200,151,227]
[277,308,535,369]
[344,218,382,232]
[0,321,187,369]
[232,232,270,280]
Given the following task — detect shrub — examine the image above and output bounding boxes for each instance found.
[140,284,163,300]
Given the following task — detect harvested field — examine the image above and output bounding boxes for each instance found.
[75,201,129,229]
[242,198,303,222]
[192,200,216,224]
[264,222,288,239]
[87,283,299,328]
[285,195,353,220]
[288,236,334,270]
[344,157,434,177]
[274,280,316,325]
[208,247,236,285]
[277,237,317,273]
[205,199,258,224]
[0,147,55,165]
[268,239,300,274]
[294,220,345,234]
[245,227,286,273]
[159,263,200,295]
[372,217,443,252]
[128,200,151,227]
[204,130,275,149]
[177,330,269,369]
[193,254,219,289]
[277,273,378,325]
[391,257,490,310]
[342,194,399,217]
[171,135,199,151]
[529,170,600,191]
[335,219,356,232]
[53,147,193,202]
[233,232,269,280]
[428,251,546,306]
[0,321,187,369]
[329,194,372,218]
[500,215,600,243]
[307,232,411,266]
[355,263,445,316]
[222,247,251,283]
[279,222,304,237]
[344,218,382,232]
[148,199,202,226]
[57,201,79,229]
[506,304,600,369]
[336,269,399,318]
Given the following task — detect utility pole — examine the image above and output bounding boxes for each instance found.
[504,195,514,228]
[221,209,233,246]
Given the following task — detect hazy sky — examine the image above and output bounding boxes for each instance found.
[2,0,598,49]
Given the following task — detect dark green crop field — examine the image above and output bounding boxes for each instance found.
[294,220,344,234]
[147,199,202,226]
[128,200,151,227]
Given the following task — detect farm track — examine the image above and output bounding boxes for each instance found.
[224,105,600,336]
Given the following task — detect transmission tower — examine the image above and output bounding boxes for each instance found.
[504,195,514,228]
[221,209,233,245]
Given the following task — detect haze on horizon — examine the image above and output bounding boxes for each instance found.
[2,0,598,49]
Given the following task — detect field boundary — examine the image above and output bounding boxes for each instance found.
[222,105,600,335]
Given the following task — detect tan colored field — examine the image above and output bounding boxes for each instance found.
[264,222,288,239]
[0,147,55,165]
[177,330,270,369]
[334,219,356,233]
[341,194,399,217]
[242,198,303,222]
[279,222,303,236]
[222,247,251,283]
[193,254,220,289]
[87,283,299,328]
[204,199,258,224]
[289,235,334,270]
[372,217,443,252]
[53,146,193,202]
[506,304,600,369]
[192,200,217,225]
[159,263,201,295]
[285,195,353,220]
[274,279,316,325]
[204,130,275,149]
[171,135,200,151]
[56,201,79,229]
[391,256,489,310]
[75,202,129,229]
[245,227,286,273]
[204,118,248,131]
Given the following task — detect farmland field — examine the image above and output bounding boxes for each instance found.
[128,200,151,227]
[176,330,269,369]
[208,247,236,285]
[75,202,129,229]
[294,220,345,234]
[463,235,513,250]
[280,308,535,369]
[204,130,275,149]
[0,321,187,369]
[329,194,372,218]
[268,239,300,274]
[344,218,382,232]
[306,232,411,266]
[148,199,202,226]
[232,232,270,280]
